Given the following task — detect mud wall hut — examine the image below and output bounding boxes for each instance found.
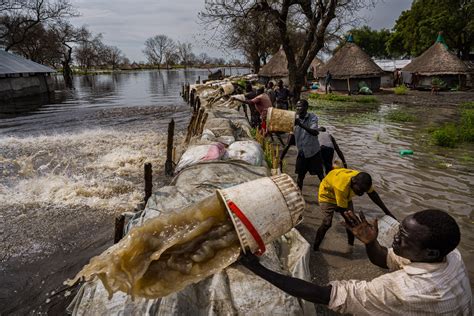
[0,50,56,103]
[258,48,324,85]
[402,34,468,89]
[315,39,384,93]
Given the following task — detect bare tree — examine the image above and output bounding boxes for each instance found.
[0,0,78,51]
[177,41,193,67]
[143,34,175,68]
[103,45,124,70]
[74,33,105,72]
[55,21,88,87]
[201,0,373,101]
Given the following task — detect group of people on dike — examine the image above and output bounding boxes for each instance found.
[233,85,472,315]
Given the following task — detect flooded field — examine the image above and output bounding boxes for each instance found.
[309,99,474,282]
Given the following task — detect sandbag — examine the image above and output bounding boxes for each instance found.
[226,141,264,166]
[175,143,226,172]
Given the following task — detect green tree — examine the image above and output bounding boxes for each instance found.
[387,0,473,59]
[344,26,393,58]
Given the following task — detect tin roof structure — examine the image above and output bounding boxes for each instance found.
[0,50,55,76]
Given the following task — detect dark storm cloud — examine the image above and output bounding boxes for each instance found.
[70,0,413,62]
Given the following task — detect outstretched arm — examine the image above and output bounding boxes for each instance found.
[240,253,332,305]
[330,135,347,168]
[343,211,388,269]
[367,191,396,219]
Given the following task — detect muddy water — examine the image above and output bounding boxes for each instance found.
[0,69,239,313]
[68,195,240,299]
[311,101,474,282]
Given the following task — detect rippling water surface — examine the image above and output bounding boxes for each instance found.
[313,102,473,281]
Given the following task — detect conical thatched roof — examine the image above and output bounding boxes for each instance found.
[402,42,467,75]
[315,42,384,79]
[259,48,288,77]
[259,48,324,77]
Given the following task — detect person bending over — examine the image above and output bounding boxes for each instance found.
[318,131,347,175]
[240,209,472,315]
[314,168,395,251]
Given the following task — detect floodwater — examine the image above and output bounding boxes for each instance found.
[0,68,249,314]
[311,101,474,283]
[0,72,472,313]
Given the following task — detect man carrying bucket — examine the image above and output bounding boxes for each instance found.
[237,87,272,133]
[313,168,396,251]
[240,209,472,315]
[280,99,326,190]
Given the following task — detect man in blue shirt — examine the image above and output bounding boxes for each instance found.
[280,99,326,190]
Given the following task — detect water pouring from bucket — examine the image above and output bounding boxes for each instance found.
[66,174,305,299]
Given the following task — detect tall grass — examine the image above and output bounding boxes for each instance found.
[431,106,474,147]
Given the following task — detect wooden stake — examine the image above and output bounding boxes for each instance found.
[198,112,208,135]
[144,162,153,203]
[114,214,125,244]
[165,119,175,176]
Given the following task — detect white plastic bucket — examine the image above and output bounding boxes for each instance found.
[216,174,305,254]
[376,215,399,248]
[266,107,296,133]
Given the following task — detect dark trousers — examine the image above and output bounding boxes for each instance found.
[313,202,355,251]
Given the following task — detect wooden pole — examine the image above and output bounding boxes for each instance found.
[185,111,197,143]
[144,162,153,203]
[347,78,351,95]
[165,119,175,176]
[114,214,125,244]
[193,108,204,136]
[198,112,208,135]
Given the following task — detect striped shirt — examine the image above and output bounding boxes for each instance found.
[329,248,472,315]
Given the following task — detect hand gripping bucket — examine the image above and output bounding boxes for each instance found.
[266,107,296,133]
[216,174,305,255]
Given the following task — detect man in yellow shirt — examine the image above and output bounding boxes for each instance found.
[314,168,395,251]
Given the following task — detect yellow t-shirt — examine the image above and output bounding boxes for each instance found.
[318,168,374,208]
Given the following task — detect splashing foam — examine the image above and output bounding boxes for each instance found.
[0,128,184,261]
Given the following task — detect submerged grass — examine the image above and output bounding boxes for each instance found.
[308,93,378,104]
[386,109,417,122]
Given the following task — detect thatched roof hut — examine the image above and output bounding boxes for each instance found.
[315,38,383,92]
[402,33,468,89]
[315,42,383,79]
[402,39,467,75]
[259,48,288,78]
[258,48,324,84]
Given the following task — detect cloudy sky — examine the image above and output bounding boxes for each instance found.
[69,0,412,63]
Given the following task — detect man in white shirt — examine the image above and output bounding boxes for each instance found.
[240,209,472,315]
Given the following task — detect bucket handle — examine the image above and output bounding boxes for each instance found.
[227,200,266,256]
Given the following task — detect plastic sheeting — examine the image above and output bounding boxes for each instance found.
[68,162,314,315]
[68,81,315,315]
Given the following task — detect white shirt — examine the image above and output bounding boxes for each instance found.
[329,248,472,315]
